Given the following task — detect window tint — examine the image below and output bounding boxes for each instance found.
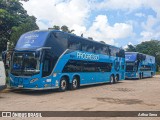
[42,50,58,77]
[68,39,81,50]
[109,46,125,58]
[86,45,94,52]
[62,60,82,72]
[83,62,97,72]
[101,46,109,55]
[95,45,101,54]
[140,65,152,71]
[62,60,112,73]
[82,44,87,51]
[67,35,124,58]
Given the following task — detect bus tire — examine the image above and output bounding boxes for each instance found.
[151,72,153,78]
[70,76,79,90]
[110,75,114,84]
[115,74,119,83]
[139,73,141,79]
[142,73,143,79]
[59,77,68,92]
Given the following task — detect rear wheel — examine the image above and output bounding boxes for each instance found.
[110,75,114,84]
[142,73,144,79]
[115,75,119,83]
[151,72,153,78]
[59,77,68,92]
[139,73,142,79]
[70,77,79,90]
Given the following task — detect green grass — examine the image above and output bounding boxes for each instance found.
[6,77,9,84]
[156,71,160,75]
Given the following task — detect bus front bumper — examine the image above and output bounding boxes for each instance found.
[9,86,59,90]
[125,72,139,79]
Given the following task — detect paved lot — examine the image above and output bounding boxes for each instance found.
[0,76,160,120]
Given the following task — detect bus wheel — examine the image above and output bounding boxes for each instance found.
[151,72,153,78]
[71,77,79,90]
[115,75,119,83]
[139,73,141,79]
[59,77,68,92]
[110,75,114,84]
[142,73,143,79]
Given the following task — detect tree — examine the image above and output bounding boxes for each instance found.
[136,40,160,67]
[61,25,68,32]
[136,40,160,57]
[126,44,136,52]
[52,25,60,30]
[10,16,38,48]
[100,41,106,44]
[0,0,38,52]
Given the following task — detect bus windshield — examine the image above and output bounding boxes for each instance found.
[125,53,137,61]
[126,62,137,72]
[15,31,49,49]
[11,52,40,76]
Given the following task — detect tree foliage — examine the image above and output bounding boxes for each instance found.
[126,44,136,52]
[0,0,38,51]
[51,25,74,33]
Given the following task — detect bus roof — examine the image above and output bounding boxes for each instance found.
[15,30,122,51]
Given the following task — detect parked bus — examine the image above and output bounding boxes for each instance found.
[9,30,125,91]
[0,55,7,91]
[125,52,156,79]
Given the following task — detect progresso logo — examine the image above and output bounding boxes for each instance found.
[77,52,99,60]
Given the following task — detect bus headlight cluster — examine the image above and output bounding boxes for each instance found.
[30,78,38,83]
[53,73,57,77]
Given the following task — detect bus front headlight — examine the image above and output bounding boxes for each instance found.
[30,78,38,83]
[53,73,57,77]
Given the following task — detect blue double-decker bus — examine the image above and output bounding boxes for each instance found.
[125,52,156,79]
[9,30,125,91]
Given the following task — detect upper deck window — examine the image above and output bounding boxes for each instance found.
[15,31,49,49]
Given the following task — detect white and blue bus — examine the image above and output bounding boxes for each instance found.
[9,30,125,91]
[0,56,6,91]
[125,52,156,79]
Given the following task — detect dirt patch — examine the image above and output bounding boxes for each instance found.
[113,88,134,92]
[94,97,156,106]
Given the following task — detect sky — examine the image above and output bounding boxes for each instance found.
[21,0,160,48]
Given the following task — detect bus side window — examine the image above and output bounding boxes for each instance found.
[82,44,87,51]
[86,45,93,52]
[103,46,109,55]
[68,37,81,50]
[95,46,101,54]
[43,60,49,72]
[42,50,57,77]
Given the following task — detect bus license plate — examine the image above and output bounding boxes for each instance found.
[18,85,23,88]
